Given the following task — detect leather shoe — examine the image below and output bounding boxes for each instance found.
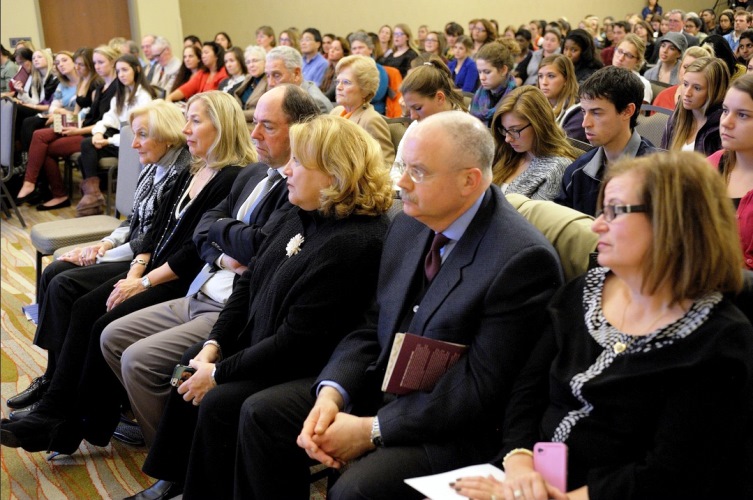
[9,401,40,421]
[124,480,183,500]
[7,376,50,409]
[36,199,71,211]
[16,190,41,205]
[112,418,145,446]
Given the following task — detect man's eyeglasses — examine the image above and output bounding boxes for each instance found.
[393,161,469,184]
[596,204,648,222]
[497,123,532,140]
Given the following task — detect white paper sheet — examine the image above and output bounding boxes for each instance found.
[404,463,506,500]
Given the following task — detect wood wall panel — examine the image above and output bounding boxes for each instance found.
[39,0,131,52]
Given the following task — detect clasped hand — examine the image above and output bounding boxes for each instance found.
[176,359,216,406]
[453,470,568,500]
[296,389,374,469]
[58,241,111,266]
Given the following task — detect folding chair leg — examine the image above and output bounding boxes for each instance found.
[0,180,26,228]
[36,251,43,293]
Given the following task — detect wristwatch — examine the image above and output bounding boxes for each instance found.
[370,416,383,447]
[141,276,152,289]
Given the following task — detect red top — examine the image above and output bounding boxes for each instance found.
[708,150,753,270]
[653,85,678,110]
[178,67,228,99]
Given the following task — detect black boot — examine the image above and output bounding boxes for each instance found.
[0,410,81,455]
[124,480,184,500]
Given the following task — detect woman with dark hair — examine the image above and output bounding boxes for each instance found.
[217,46,247,94]
[320,36,350,99]
[444,22,464,59]
[213,31,232,50]
[0,44,18,92]
[641,0,662,20]
[448,35,479,92]
[524,27,563,85]
[167,41,227,103]
[513,29,534,87]
[563,29,603,84]
[171,45,204,93]
[77,53,156,216]
[703,34,747,81]
[714,10,735,37]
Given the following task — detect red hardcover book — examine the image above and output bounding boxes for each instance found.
[381,333,468,395]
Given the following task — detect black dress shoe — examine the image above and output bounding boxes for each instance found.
[9,401,40,421]
[7,376,50,409]
[15,191,41,205]
[124,480,183,500]
[36,199,71,211]
[112,418,145,446]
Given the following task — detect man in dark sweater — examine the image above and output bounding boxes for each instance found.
[555,66,657,216]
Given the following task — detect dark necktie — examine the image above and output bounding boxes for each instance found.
[263,168,281,196]
[424,232,450,282]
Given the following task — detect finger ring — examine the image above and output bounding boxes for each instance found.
[513,490,523,498]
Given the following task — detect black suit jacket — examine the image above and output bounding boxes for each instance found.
[193,163,293,267]
[316,186,564,468]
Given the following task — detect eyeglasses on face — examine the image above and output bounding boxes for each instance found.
[497,123,532,139]
[596,204,648,222]
[615,48,637,60]
[393,161,469,184]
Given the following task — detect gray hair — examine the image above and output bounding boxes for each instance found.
[126,40,140,57]
[151,36,171,53]
[417,111,494,176]
[244,45,267,62]
[266,45,303,71]
[280,84,322,122]
[668,9,687,21]
[349,31,374,51]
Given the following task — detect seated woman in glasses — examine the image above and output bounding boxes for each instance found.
[611,34,653,104]
[490,86,576,200]
[453,151,753,500]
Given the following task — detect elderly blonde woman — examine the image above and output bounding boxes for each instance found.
[0,91,249,457]
[233,45,268,128]
[331,54,395,165]
[129,114,393,499]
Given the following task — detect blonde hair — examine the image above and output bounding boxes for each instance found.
[129,100,187,148]
[400,55,467,111]
[669,57,730,151]
[393,23,418,51]
[539,54,579,118]
[30,49,54,94]
[94,44,121,63]
[185,90,257,171]
[490,86,576,185]
[336,55,379,102]
[289,115,393,218]
[600,152,743,301]
[620,34,646,69]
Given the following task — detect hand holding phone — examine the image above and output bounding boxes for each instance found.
[533,442,568,493]
[170,364,196,387]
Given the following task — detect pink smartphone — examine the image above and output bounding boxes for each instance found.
[533,441,568,492]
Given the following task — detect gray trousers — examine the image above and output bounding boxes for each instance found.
[100,293,223,446]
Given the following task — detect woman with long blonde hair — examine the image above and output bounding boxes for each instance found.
[661,56,729,155]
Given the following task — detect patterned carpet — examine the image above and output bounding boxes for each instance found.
[1,197,328,498]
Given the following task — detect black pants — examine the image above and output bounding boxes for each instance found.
[35,265,185,443]
[79,136,118,179]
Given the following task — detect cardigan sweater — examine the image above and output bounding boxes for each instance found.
[501,268,753,499]
[660,103,723,156]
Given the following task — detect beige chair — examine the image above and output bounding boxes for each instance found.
[636,104,672,149]
[385,117,412,154]
[30,126,139,291]
[568,137,595,157]
[506,193,598,282]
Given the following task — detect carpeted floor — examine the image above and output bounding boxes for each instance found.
[1,192,328,499]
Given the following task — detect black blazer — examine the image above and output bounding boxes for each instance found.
[317,186,564,469]
[193,163,293,268]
